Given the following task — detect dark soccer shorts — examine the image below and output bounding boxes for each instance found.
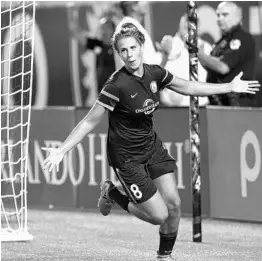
[117,147,177,204]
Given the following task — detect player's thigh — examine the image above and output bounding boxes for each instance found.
[153,171,181,209]
[118,164,157,204]
[148,147,180,209]
[148,145,177,181]
[118,164,168,219]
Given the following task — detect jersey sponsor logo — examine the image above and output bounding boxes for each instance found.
[135,99,159,115]
[230,39,241,50]
[150,81,158,93]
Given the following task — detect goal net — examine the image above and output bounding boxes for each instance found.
[1,1,35,242]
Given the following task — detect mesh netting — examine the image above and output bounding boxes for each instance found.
[1,1,35,241]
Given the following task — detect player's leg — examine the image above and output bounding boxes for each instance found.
[154,170,181,232]
[154,171,181,258]
[99,164,169,225]
[128,191,168,225]
[148,148,181,259]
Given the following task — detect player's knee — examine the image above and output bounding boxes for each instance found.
[167,196,181,211]
[151,210,168,225]
[174,197,181,209]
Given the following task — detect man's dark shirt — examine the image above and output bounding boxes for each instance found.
[206,25,256,106]
[96,64,173,168]
[86,38,115,93]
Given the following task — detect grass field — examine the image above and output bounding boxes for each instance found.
[2,208,262,261]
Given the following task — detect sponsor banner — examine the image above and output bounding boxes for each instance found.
[27,108,77,207]
[4,108,209,215]
[207,107,262,222]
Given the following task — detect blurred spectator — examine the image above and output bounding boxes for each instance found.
[68,6,116,106]
[118,1,147,24]
[198,1,256,106]
[160,14,212,107]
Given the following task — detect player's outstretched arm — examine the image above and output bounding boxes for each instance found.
[166,72,260,96]
[42,102,106,172]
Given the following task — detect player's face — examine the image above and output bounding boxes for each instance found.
[216,4,239,33]
[117,36,144,72]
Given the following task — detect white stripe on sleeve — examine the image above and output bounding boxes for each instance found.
[162,70,168,83]
[96,100,114,111]
[101,90,119,102]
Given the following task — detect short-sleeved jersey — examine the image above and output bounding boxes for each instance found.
[207,25,256,83]
[96,64,173,168]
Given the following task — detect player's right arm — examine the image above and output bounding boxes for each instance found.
[42,103,106,172]
[42,82,119,172]
[60,103,106,154]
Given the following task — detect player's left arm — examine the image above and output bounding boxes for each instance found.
[166,72,260,96]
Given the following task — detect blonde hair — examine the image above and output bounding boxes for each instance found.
[112,22,145,52]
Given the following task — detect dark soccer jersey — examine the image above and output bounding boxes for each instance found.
[96,64,173,168]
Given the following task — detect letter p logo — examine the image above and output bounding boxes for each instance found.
[240,130,261,198]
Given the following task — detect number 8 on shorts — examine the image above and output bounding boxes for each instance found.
[130,184,143,199]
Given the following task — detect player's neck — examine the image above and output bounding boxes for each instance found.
[131,64,144,78]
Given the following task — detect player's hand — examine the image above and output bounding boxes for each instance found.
[41,147,65,172]
[231,72,261,94]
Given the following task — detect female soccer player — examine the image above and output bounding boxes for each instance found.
[42,23,260,260]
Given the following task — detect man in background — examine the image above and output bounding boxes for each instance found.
[198,1,256,106]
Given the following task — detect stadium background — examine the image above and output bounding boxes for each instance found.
[32,1,262,107]
[2,1,262,223]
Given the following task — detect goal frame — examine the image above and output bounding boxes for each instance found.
[1,1,36,242]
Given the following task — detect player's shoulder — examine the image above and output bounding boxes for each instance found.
[143,63,171,84]
[144,63,161,69]
[105,67,129,87]
[144,63,163,73]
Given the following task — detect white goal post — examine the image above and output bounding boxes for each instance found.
[1,1,36,242]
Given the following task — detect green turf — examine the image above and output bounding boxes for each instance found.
[2,208,262,261]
